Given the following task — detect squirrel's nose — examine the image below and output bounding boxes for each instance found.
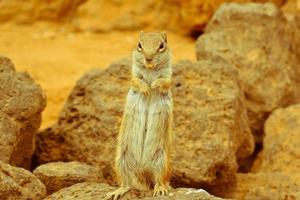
[144,53,154,62]
[145,57,152,62]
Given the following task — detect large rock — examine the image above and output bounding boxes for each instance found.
[195,2,300,142]
[0,0,86,23]
[0,0,286,34]
[0,56,46,169]
[214,173,300,200]
[35,58,254,187]
[76,0,286,35]
[34,59,132,184]
[44,182,227,200]
[171,60,254,186]
[252,104,300,186]
[0,160,46,200]
[33,161,104,194]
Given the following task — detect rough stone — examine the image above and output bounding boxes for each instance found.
[33,161,104,194]
[35,58,254,187]
[0,1,287,35]
[252,104,300,186]
[0,0,86,23]
[43,182,228,200]
[214,173,300,200]
[76,0,286,35]
[195,2,300,142]
[0,160,46,200]
[0,56,46,169]
[171,60,254,186]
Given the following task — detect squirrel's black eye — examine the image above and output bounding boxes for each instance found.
[159,43,164,51]
[137,42,142,51]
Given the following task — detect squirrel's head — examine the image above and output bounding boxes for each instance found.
[133,31,171,70]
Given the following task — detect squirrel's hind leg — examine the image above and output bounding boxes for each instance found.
[105,164,132,200]
[105,147,139,200]
[152,150,171,196]
[153,166,171,196]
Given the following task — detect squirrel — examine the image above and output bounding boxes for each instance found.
[105,31,173,200]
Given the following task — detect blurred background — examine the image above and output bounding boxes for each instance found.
[0,0,299,129]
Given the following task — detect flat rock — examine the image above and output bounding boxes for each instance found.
[0,160,46,200]
[33,161,104,194]
[0,56,46,169]
[44,182,228,200]
[195,2,300,142]
[252,104,300,186]
[35,58,254,187]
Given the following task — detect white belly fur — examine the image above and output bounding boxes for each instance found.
[123,87,172,168]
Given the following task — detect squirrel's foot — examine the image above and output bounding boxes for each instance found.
[105,186,130,200]
[153,184,168,196]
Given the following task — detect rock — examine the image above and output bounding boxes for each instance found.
[44,182,227,200]
[35,58,254,187]
[75,0,286,35]
[252,104,300,186]
[0,56,46,169]
[214,173,300,200]
[0,0,86,24]
[34,59,131,184]
[0,1,287,34]
[217,103,300,199]
[171,60,254,186]
[0,160,46,200]
[33,161,104,194]
[195,2,300,142]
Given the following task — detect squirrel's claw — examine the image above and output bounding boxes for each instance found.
[153,185,169,196]
[105,187,130,200]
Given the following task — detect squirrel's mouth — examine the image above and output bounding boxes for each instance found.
[145,62,155,69]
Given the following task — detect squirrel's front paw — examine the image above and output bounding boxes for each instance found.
[151,80,160,89]
[140,85,150,96]
[151,80,169,94]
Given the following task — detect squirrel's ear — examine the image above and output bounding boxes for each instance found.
[140,31,144,40]
[162,32,167,43]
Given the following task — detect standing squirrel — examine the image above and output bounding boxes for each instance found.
[105,31,173,200]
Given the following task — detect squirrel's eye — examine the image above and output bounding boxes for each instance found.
[159,43,165,51]
[137,42,142,51]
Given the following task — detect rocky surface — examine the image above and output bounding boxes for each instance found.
[44,182,227,200]
[0,0,286,35]
[196,2,300,142]
[0,160,46,200]
[76,0,286,35]
[0,0,86,23]
[171,60,254,186]
[214,172,300,200]
[34,59,132,183]
[252,104,300,186]
[35,58,254,187]
[33,161,104,194]
[0,56,46,169]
